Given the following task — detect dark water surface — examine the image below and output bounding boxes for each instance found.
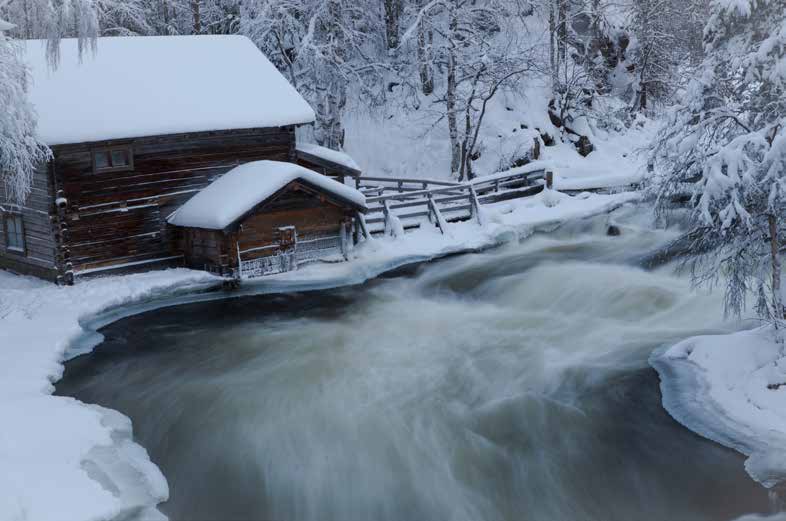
[58,211,771,521]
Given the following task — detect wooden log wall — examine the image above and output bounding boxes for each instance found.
[237,194,346,262]
[52,127,296,275]
[0,164,60,281]
[182,228,230,274]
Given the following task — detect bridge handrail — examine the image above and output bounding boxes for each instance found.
[357,168,553,238]
[357,175,461,187]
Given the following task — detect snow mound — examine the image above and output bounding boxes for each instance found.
[651,326,786,488]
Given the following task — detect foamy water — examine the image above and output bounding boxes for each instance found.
[58,209,771,521]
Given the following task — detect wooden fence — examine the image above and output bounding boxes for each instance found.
[360,169,550,236]
[355,176,462,197]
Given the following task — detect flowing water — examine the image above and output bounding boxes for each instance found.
[58,209,772,521]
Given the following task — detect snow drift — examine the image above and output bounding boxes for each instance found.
[652,327,786,488]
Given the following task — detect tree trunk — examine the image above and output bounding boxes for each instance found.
[459,106,472,182]
[384,0,401,50]
[447,49,460,177]
[446,6,460,177]
[639,81,648,110]
[557,0,568,66]
[191,0,201,34]
[770,214,783,323]
[447,57,460,176]
[316,83,347,149]
[23,0,32,39]
[549,1,557,91]
[417,17,433,95]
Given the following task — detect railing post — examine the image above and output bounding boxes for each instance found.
[340,221,350,260]
[383,200,397,237]
[469,184,483,225]
[427,193,445,234]
[235,241,243,281]
[356,212,371,241]
[495,179,500,192]
[545,170,554,189]
[355,177,361,189]
[397,180,404,193]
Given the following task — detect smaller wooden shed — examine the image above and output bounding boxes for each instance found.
[167,161,367,278]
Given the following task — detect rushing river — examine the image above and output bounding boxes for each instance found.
[58,209,772,521]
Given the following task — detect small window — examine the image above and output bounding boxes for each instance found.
[93,146,133,173]
[4,213,25,254]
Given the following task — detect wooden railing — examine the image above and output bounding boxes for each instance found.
[360,169,549,236]
[355,176,462,197]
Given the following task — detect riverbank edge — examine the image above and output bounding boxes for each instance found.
[650,327,786,490]
[0,190,636,521]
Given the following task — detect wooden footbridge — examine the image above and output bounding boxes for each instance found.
[353,169,551,236]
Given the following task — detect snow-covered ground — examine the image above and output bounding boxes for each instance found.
[0,189,635,521]
[652,326,786,490]
[0,269,220,521]
[342,81,655,191]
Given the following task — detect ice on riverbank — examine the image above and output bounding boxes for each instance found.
[0,189,635,521]
[652,326,786,489]
[0,269,220,521]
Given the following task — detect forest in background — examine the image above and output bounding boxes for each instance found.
[1,0,709,180]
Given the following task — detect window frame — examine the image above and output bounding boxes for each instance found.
[3,212,26,255]
[92,145,134,174]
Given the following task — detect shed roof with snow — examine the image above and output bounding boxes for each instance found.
[24,35,315,145]
[167,161,367,230]
[296,144,359,172]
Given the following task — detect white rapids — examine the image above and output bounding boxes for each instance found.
[58,209,772,521]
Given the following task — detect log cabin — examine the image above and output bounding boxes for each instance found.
[168,161,367,277]
[0,35,363,283]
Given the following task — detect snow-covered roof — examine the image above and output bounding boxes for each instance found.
[23,35,315,145]
[168,161,367,230]
[296,143,361,173]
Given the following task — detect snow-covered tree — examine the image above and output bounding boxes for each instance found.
[1,0,98,63]
[240,0,386,149]
[95,0,152,36]
[400,0,537,180]
[0,0,98,204]
[0,18,48,204]
[651,0,786,322]
[626,0,709,111]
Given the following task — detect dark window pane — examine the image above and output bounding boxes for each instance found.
[111,149,129,167]
[94,151,110,170]
[7,216,24,251]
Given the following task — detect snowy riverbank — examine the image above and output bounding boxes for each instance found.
[652,326,786,489]
[0,189,635,521]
